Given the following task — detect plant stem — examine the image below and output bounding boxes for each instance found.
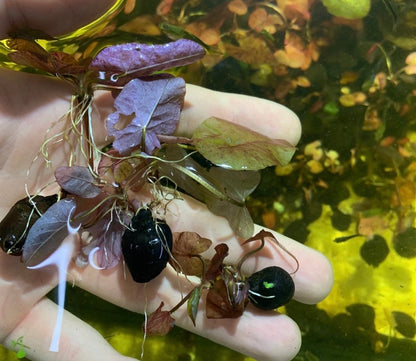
[169,286,200,314]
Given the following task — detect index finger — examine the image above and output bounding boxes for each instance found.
[178,84,302,145]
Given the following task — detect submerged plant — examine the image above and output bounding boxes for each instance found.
[0,26,296,353]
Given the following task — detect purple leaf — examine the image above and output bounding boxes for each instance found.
[22,198,80,267]
[107,76,185,155]
[55,166,102,198]
[81,213,126,269]
[90,39,205,83]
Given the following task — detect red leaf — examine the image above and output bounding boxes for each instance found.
[204,243,228,282]
[7,38,54,73]
[144,302,175,336]
[173,231,212,254]
[170,232,212,276]
[243,229,274,245]
[50,52,89,75]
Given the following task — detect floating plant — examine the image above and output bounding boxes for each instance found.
[0,28,296,353]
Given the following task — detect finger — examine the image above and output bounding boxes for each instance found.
[2,297,137,361]
[0,252,57,339]
[0,0,116,38]
[179,84,302,145]
[72,259,302,361]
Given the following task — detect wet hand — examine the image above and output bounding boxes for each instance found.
[0,2,333,361]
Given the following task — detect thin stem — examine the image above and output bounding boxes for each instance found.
[169,287,197,314]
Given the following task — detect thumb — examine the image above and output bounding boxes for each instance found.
[0,0,117,38]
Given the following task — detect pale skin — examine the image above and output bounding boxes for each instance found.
[0,1,333,361]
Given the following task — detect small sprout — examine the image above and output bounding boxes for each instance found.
[11,336,30,359]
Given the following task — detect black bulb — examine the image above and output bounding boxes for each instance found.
[121,209,173,283]
[247,266,295,310]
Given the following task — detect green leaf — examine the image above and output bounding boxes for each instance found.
[16,349,26,359]
[206,198,254,239]
[321,0,370,19]
[187,287,202,326]
[192,117,296,171]
[156,145,259,237]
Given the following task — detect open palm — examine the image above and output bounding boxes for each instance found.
[0,2,333,361]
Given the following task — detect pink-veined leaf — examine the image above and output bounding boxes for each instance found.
[192,117,296,170]
[55,166,102,198]
[90,39,205,84]
[107,76,185,155]
[22,198,80,267]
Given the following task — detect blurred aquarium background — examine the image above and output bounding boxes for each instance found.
[0,0,415,360]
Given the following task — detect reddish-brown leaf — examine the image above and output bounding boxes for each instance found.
[144,302,175,336]
[248,7,268,32]
[228,0,248,15]
[170,232,212,276]
[173,232,212,254]
[7,39,54,73]
[243,229,274,245]
[50,52,89,75]
[204,243,229,282]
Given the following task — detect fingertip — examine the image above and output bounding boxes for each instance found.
[242,312,302,361]
[180,84,302,145]
[294,248,334,305]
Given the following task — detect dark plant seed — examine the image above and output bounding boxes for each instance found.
[247,266,295,310]
[0,195,57,255]
[122,208,173,283]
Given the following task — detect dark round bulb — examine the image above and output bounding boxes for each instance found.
[247,266,295,310]
[121,209,173,283]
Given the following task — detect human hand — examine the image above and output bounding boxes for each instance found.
[0,2,333,361]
